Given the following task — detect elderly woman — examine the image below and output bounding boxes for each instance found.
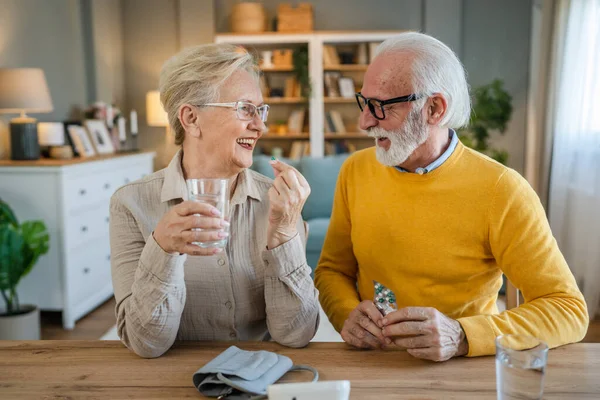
[109,44,319,358]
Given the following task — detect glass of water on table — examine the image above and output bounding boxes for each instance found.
[496,335,548,400]
[186,178,229,249]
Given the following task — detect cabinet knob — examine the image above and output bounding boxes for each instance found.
[106,254,111,261]
[105,216,109,223]
[81,226,88,233]
[79,189,87,196]
[83,267,90,274]
[103,182,111,190]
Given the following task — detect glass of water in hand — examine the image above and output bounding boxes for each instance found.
[496,335,548,400]
[186,178,229,249]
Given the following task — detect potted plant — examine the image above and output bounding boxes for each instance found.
[0,198,49,339]
[459,79,513,165]
[292,45,311,98]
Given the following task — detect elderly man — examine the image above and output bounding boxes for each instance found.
[314,32,588,361]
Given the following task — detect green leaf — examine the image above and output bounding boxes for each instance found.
[0,211,49,314]
[461,79,513,165]
[19,221,49,280]
[0,198,19,227]
[0,225,24,292]
[293,46,311,98]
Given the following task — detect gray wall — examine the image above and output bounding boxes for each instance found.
[0,0,89,158]
[462,0,532,173]
[215,0,423,33]
[122,0,215,169]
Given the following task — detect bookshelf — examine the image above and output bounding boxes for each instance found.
[260,65,294,72]
[264,97,308,104]
[262,134,310,140]
[215,31,402,158]
[324,97,356,103]
[324,64,369,72]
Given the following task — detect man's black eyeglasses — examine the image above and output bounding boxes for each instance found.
[355,92,424,120]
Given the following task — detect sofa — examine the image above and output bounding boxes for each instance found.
[251,154,349,272]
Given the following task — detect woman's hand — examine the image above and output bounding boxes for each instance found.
[153,201,229,255]
[267,159,311,249]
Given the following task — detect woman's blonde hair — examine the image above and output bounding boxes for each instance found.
[159,43,259,145]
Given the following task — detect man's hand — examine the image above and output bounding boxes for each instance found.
[380,307,469,361]
[341,300,390,349]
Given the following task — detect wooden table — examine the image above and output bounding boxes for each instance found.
[0,341,598,399]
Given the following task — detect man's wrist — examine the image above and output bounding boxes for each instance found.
[455,321,469,357]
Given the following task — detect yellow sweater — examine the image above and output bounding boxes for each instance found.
[315,142,588,357]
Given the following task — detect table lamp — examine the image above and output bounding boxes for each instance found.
[146,90,169,128]
[0,68,54,160]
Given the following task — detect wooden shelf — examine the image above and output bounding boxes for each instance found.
[261,134,309,140]
[324,64,369,71]
[260,65,294,72]
[0,151,154,167]
[324,97,356,103]
[325,133,371,140]
[265,97,307,104]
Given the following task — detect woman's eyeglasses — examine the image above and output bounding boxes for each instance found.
[200,101,270,122]
[355,92,424,120]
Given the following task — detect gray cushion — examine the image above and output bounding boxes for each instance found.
[300,154,348,220]
[306,218,330,252]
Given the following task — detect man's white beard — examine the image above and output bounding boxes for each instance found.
[368,108,429,167]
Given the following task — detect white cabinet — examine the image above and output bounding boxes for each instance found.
[0,152,155,329]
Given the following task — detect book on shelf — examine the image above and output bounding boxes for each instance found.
[303,142,311,157]
[325,112,337,133]
[329,110,346,133]
[322,45,341,66]
[338,77,355,98]
[324,140,357,155]
[369,42,382,63]
[284,77,297,98]
[324,72,341,97]
[287,108,306,134]
[357,43,368,65]
[259,74,270,98]
[325,142,336,155]
[289,140,307,160]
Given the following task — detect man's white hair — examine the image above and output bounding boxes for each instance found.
[375,32,471,129]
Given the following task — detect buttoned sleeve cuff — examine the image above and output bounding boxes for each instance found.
[457,314,498,357]
[262,233,307,278]
[139,232,187,283]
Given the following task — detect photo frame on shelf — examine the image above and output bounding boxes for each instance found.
[84,119,115,154]
[67,125,96,157]
[338,77,355,98]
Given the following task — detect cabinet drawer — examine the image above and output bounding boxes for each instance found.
[66,239,112,306]
[65,206,110,250]
[112,166,151,191]
[63,172,115,213]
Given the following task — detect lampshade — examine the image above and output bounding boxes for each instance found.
[38,122,65,146]
[0,68,53,114]
[146,90,168,127]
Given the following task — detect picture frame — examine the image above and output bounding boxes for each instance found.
[67,125,96,157]
[338,77,356,98]
[84,119,115,154]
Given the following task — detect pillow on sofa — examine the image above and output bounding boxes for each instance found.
[300,154,349,220]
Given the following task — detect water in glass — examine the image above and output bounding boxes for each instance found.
[496,335,548,400]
